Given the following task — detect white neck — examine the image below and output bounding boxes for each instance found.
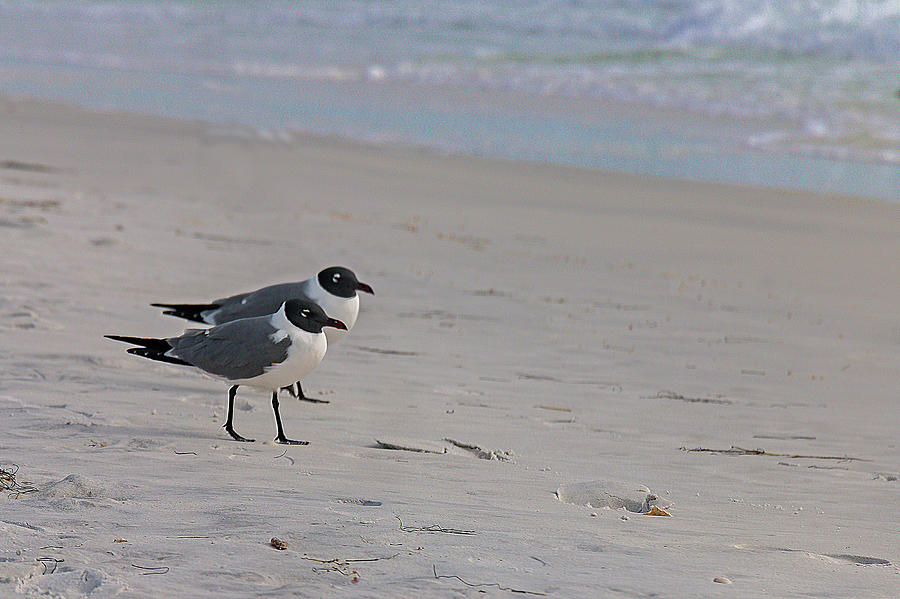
[269,302,292,332]
[305,276,359,343]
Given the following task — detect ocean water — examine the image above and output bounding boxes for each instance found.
[1,0,898,201]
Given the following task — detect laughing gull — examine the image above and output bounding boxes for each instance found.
[106,299,347,444]
[151,266,373,402]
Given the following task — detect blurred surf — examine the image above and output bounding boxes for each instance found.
[1,0,897,200]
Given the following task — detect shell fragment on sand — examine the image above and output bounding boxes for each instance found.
[644,505,672,517]
[270,537,288,550]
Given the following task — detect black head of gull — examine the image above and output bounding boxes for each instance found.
[284,298,348,333]
[317,266,374,298]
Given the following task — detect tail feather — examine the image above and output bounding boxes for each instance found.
[150,302,219,324]
[105,334,192,366]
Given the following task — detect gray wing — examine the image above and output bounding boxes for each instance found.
[167,318,290,380]
[209,281,311,324]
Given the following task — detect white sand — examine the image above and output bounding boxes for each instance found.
[1,97,898,597]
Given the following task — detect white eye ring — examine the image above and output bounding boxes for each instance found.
[301,309,310,317]
[333,273,341,281]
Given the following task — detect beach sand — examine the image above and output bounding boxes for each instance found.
[1,97,898,597]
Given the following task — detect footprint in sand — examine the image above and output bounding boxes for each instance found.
[556,480,672,515]
[38,474,129,501]
[737,545,891,567]
[16,567,123,598]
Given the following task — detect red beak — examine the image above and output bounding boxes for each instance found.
[325,317,348,331]
[356,282,374,295]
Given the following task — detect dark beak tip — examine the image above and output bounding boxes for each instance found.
[357,282,374,295]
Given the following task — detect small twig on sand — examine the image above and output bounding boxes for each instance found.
[681,446,866,461]
[346,554,400,563]
[1,464,39,498]
[396,515,475,535]
[131,564,169,575]
[0,465,16,487]
[654,391,731,405]
[36,557,64,575]
[173,450,197,455]
[432,564,546,596]
[274,449,295,465]
[301,553,400,565]
[300,552,399,578]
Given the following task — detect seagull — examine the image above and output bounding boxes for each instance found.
[106,299,347,444]
[150,266,373,403]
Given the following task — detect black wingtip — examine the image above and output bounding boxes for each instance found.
[105,334,172,351]
[150,302,219,324]
[106,335,190,366]
[126,347,192,366]
[105,334,148,345]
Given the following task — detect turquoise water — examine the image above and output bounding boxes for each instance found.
[1,0,897,201]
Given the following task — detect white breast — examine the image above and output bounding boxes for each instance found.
[231,309,327,391]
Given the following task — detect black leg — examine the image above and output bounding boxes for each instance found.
[294,381,330,404]
[272,391,308,445]
[281,381,329,403]
[223,385,254,442]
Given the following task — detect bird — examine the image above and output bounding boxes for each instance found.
[151,266,373,336]
[106,299,347,444]
[150,266,374,403]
